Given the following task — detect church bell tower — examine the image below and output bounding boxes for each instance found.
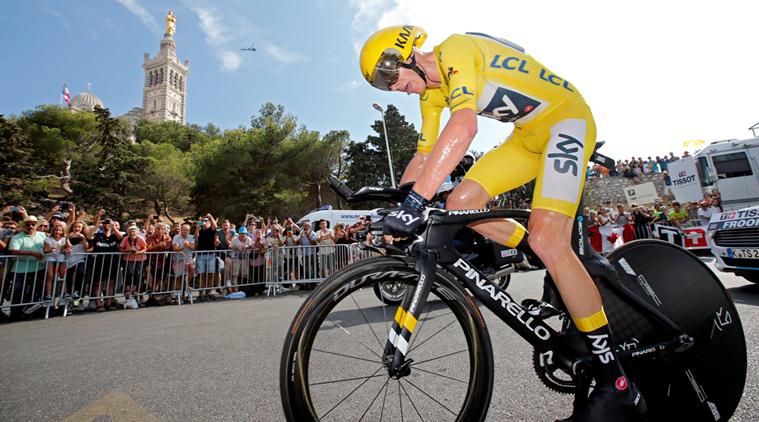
[142,10,189,124]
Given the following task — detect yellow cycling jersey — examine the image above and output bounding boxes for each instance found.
[417,32,586,154]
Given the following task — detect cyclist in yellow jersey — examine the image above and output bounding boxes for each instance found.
[360,25,646,422]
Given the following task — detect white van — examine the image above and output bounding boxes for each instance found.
[694,137,759,210]
[705,205,759,283]
[296,209,380,228]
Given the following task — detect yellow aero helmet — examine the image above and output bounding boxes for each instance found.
[360,25,428,91]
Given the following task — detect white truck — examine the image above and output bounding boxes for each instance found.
[705,205,759,283]
[693,136,759,210]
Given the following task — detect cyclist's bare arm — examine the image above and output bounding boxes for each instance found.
[411,108,478,199]
[399,152,428,185]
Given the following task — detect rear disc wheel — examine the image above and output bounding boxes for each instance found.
[604,240,746,421]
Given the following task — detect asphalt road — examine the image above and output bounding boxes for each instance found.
[1,259,757,421]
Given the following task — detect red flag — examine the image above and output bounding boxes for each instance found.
[62,83,71,106]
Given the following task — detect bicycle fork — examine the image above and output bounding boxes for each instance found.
[383,249,437,379]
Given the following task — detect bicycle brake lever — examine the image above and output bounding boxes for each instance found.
[382,243,407,256]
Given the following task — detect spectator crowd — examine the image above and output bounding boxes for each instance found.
[583,189,723,254]
[0,203,373,321]
[0,179,724,322]
[587,151,693,184]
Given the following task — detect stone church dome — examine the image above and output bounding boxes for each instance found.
[71,85,103,111]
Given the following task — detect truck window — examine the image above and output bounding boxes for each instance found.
[712,152,753,179]
[696,156,712,186]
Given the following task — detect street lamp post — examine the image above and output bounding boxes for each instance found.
[372,102,397,188]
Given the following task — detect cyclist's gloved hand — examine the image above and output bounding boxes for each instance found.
[382,190,431,238]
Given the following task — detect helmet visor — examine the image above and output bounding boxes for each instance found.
[370,49,404,91]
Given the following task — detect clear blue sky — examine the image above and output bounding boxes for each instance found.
[0,0,415,145]
[3,0,759,160]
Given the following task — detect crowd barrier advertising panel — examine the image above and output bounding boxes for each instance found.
[624,182,659,205]
[653,224,709,250]
[668,156,702,203]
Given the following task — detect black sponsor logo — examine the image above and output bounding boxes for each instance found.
[480,87,541,123]
[548,134,582,177]
[672,175,696,186]
[446,66,458,81]
[394,25,415,49]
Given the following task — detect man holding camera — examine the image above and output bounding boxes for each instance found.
[47,202,76,228]
[87,210,123,311]
[194,213,219,301]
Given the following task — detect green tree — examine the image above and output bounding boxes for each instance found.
[71,106,147,216]
[0,115,35,204]
[12,105,99,197]
[191,103,351,221]
[288,129,349,209]
[134,119,212,152]
[134,141,193,220]
[344,104,418,189]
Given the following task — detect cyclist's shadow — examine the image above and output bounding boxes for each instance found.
[727,284,759,307]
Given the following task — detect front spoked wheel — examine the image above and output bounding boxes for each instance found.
[281,256,494,421]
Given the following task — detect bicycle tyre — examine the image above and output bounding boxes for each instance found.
[280,256,494,421]
[602,240,746,421]
[372,273,511,306]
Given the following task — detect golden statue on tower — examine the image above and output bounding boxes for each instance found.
[165,10,176,37]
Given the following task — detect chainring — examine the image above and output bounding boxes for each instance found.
[532,348,576,394]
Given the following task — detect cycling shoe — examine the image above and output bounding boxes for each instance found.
[556,381,647,422]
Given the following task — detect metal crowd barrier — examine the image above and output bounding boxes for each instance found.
[0,244,379,320]
[264,244,378,296]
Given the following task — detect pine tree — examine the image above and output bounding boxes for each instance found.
[345,104,418,190]
[72,106,147,217]
[0,115,35,204]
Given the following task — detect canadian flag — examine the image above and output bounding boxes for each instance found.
[62,83,71,106]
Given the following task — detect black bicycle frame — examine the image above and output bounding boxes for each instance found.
[384,208,690,376]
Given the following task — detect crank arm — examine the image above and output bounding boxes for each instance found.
[617,334,694,363]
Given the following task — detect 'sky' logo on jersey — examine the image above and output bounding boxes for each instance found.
[480,87,541,123]
[548,134,583,177]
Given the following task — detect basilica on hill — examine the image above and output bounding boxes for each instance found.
[69,11,189,127]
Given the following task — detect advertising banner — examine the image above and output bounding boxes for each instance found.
[653,224,708,249]
[624,182,659,205]
[667,156,702,203]
[707,206,759,231]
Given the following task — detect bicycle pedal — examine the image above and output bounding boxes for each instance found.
[516,260,539,271]
[521,298,562,318]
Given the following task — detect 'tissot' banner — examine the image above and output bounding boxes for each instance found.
[667,156,702,203]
